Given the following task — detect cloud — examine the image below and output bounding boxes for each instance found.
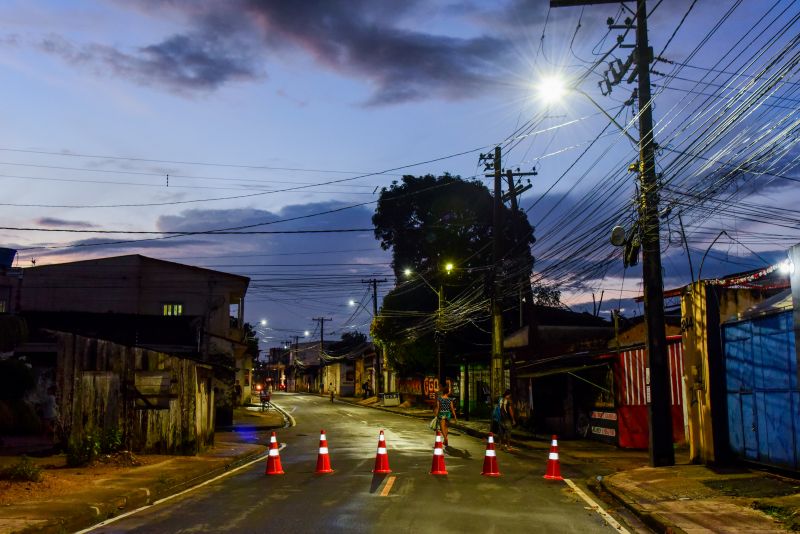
[32,1,515,103]
[34,217,96,228]
[37,30,262,93]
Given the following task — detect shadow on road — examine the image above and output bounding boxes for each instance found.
[370,473,388,493]
[444,447,472,459]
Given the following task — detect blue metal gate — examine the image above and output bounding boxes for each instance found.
[723,310,800,471]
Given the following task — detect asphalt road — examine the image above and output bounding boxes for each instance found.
[89,393,626,534]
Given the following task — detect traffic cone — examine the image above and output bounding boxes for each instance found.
[481,433,501,477]
[372,430,391,474]
[430,430,448,475]
[315,430,334,474]
[265,432,284,475]
[543,434,563,480]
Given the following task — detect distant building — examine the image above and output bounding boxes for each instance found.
[17,254,251,430]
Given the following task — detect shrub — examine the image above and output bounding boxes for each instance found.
[66,430,101,467]
[0,456,42,482]
[101,428,123,454]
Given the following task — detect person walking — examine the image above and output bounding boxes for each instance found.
[496,389,517,451]
[434,386,458,447]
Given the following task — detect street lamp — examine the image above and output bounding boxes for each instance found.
[536,75,637,144]
[403,264,453,384]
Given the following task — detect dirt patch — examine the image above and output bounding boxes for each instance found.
[0,452,160,506]
[703,477,800,498]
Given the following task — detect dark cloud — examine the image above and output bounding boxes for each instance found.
[35,1,514,103]
[35,217,96,228]
[37,30,261,93]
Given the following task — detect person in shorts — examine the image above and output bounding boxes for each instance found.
[434,386,458,447]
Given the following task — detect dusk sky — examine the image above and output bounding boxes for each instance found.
[2,0,799,350]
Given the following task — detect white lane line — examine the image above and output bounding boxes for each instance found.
[564,478,631,534]
[74,444,285,533]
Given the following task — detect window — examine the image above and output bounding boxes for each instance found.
[162,303,183,316]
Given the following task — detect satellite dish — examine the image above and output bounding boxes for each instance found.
[610,226,626,247]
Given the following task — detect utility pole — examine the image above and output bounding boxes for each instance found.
[635,0,674,467]
[505,168,536,329]
[479,147,537,405]
[491,146,504,405]
[313,317,332,392]
[551,0,674,466]
[362,278,387,393]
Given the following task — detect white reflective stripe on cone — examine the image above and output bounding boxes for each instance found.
[551,440,558,446]
[549,452,559,460]
[379,436,385,442]
[270,436,277,443]
[319,447,329,454]
[485,450,496,457]
[269,449,280,457]
[377,447,387,454]
[320,435,327,440]
[433,448,443,456]
[435,436,442,443]
[488,436,495,443]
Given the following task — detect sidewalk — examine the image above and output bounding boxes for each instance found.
[0,405,284,534]
[336,394,800,533]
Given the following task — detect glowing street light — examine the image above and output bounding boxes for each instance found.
[402,263,454,382]
[260,319,267,326]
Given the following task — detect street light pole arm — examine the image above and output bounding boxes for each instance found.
[574,88,639,145]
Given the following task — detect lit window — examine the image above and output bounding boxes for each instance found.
[162,303,183,316]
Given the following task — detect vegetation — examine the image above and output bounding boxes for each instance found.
[0,315,27,352]
[371,173,543,375]
[0,456,42,482]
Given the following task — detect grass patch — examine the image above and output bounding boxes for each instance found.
[0,456,43,482]
[753,502,800,531]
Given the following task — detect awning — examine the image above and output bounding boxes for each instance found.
[516,361,610,379]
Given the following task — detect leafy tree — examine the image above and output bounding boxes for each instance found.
[330,331,368,354]
[371,174,537,375]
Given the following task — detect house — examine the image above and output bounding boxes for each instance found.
[681,265,789,464]
[722,289,798,471]
[321,342,376,397]
[502,305,613,435]
[17,254,250,429]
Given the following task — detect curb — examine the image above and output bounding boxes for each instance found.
[598,476,687,534]
[21,445,268,534]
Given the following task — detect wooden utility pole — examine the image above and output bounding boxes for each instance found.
[362,278,387,393]
[491,146,505,405]
[634,0,674,467]
[551,0,674,466]
[313,317,332,392]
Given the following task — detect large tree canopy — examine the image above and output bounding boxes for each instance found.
[371,174,538,376]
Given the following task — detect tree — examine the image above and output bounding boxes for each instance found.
[372,174,536,376]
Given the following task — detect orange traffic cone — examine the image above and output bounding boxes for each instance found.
[481,433,501,477]
[372,430,391,474]
[265,432,284,475]
[315,430,334,474]
[430,430,448,475]
[543,434,563,480]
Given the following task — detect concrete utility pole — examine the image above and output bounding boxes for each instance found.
[362,278,387,393]
[551,0,674,466]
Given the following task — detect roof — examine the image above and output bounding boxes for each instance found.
[725,288,793,323]
[26,254,250,286]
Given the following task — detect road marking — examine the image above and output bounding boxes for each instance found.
[564,478,631,534]
[380,476,397,497]
[74,444,285,533]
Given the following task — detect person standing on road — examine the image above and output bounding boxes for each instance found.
[434,386,458,447]
[497,389,516,451]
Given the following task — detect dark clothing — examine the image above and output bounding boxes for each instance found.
[437,396,455,420]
